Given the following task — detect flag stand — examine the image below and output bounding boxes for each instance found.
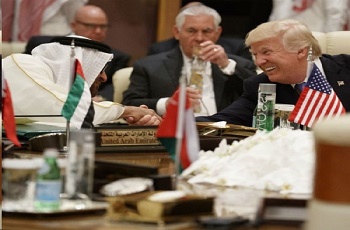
[62,39,76,152]
[302,47,313,131]
[306,47,313,77]
[172,74,187,187]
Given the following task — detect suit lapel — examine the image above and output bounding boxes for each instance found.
[320,56,344,89]
[163,47,184,87]
[276,83,300,105]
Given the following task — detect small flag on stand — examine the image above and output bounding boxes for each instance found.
[61,59,92,129]
[156,80,200,173]
[2,74,21,147]
[289,63,345,128]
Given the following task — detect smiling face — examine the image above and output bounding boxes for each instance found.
[250,36,309,84]
[173,14,221,58]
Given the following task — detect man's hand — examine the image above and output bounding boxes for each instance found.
[166,87,201,111]
[122,105,162,125]
[199,41,229,68]
[126,114,161,125]
[186,86,201,110]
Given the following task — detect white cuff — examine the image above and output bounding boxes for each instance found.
[156,97,169,116]
[220,59,237,75]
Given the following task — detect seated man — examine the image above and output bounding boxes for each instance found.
[3,36,161,128]
[122,4,256,117]
[196,19,350,127]
[24,5,130,101]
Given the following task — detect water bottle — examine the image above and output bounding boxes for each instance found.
[35,148,62,210]
[65,129,95,200]
[256,83,276,131]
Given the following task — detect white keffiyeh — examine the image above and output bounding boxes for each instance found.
[31,35,113,92]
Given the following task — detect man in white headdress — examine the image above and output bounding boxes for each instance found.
[2,35,161,127]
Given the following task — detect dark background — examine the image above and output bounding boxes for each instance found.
[182,0,273,38]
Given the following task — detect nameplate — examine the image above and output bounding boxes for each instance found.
[95,125,161,147]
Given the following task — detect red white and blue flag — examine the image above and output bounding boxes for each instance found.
[156,87,200,171]
[61,59,91,129]
[289,63,345,127]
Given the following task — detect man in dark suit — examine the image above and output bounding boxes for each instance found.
[122,4,256,117]
[24,5,130,101]
[197,19,350,127]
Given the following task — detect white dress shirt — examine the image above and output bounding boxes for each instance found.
[156,50,237,116]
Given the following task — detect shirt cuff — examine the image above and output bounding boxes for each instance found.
[220,59,237,75]
[156,97,169,116]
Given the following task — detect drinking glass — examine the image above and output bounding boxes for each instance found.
[2,158,41,211]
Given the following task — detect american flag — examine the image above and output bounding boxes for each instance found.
[289,63,345,128]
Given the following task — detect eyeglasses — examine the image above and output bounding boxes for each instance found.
[76,20,109,31]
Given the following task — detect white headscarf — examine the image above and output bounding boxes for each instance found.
[31,35,113,91]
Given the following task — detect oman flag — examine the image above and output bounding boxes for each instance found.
[156,87,200,171]
[61,59,92,129]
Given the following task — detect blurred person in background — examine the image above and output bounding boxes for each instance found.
[269,0,348,32]
[2,0,87,41]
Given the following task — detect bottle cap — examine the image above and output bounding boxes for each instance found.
[43,148,59,158]
[259,83,276,93]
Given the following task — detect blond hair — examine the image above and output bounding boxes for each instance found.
[245,19,322,58]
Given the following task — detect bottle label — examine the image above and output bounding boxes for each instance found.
[36,180,61,202]
[256,93,275,131]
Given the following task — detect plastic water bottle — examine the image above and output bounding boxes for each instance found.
[35,148,62,210]
[256,83,276,131]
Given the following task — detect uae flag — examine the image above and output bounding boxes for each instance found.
[156,86,200,171]
[61,59,92,129]
[289,63,345,127]
[2,75,21,147]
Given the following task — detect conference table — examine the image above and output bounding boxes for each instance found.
[2,148,305,230]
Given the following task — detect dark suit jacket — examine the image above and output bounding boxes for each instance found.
[147,37,252,61]
[24,35,131,100]
[122,47,256,112]
[197,54,350,127]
